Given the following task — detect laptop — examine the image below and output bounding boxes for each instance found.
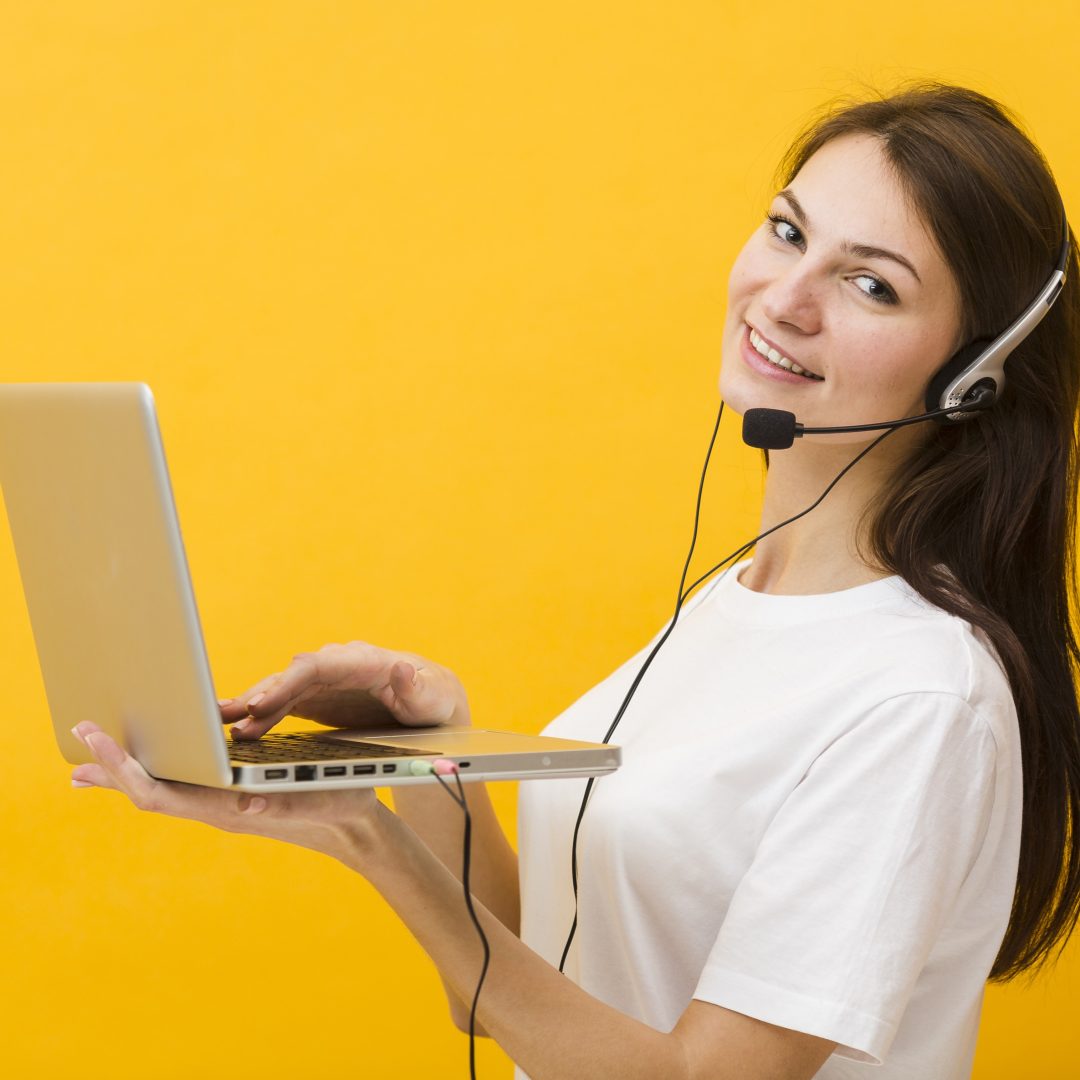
[0,383,620,792]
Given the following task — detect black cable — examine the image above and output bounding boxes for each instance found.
[434,768,491,1080]
[426,404,904,1079]
[677,422,901,606]
[557,407,901,973]
[557,398,725,971]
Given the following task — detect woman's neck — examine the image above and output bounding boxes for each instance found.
[739,433,915,595]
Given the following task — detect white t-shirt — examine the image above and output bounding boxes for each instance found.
[515,559,1022,1079]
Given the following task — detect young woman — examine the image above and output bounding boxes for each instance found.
[69,83,1080,1079]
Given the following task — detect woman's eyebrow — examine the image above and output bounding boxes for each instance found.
[777,188,922,285]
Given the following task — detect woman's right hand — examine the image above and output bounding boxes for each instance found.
[219,641,470,740]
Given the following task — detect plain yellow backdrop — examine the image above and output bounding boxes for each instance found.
[2,3,1078,1076]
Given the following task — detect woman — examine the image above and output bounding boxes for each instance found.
[70,83,1080,1079]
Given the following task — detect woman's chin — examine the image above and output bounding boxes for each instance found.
[718,371,773,418]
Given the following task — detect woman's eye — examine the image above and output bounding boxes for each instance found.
[766,213,803,247]
[854,274,898,306]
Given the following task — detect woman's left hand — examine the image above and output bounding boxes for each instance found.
[69,721,382,863]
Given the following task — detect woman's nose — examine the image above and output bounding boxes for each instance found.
[759,263,823,335]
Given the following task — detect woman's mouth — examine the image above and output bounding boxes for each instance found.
[742,324,824,381]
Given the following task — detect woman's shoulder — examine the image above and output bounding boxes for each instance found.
[869,574,1017,736]
[696,564,1021,748]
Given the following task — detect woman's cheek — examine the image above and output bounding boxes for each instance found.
[727,244,766,302]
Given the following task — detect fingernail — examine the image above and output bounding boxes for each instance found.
[71,779,94,788]
[71,725,86,743]
[244,796,267,813]
[232,719,252,735]
[246,693,266,712]
[217,698,234,707]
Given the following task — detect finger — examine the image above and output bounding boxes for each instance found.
[218,678,281,731]
[236,671,289,715]
[388,659,417,694]
[230,706,289,739]
[70,762,117,789]
[228,670,298,738]
[218,698,249,722]
[388,661,458,726]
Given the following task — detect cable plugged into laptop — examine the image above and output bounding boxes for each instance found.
[428,757,489,1080]
[410,758,461,777]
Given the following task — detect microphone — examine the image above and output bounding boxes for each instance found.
[742,384,997,450]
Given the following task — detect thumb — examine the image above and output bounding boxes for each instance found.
[389,659,420,698]
[387,659,451,724]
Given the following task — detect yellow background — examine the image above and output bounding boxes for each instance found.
[1,3,1077,1076]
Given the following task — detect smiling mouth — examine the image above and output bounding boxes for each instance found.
[748,326,823,380]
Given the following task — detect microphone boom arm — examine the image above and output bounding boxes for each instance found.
[742,385,996,450]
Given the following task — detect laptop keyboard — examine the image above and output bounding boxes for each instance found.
[228,733,438,764]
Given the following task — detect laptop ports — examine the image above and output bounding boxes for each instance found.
[382,763,398,774]
[264,768,288,781]
[353,764,377,775]
[323,766,347,777]
[294,765,317,782]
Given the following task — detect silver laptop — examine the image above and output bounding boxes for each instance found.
[0,383,620,792]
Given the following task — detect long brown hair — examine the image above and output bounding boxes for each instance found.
[773,82,1080,983]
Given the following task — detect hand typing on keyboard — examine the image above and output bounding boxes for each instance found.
[218,641,471,741]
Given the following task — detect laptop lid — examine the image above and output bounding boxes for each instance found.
[0,383,234,786]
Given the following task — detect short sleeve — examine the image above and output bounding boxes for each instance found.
[693,691,998,1065]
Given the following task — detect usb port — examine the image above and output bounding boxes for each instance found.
[459,761,471,768]
[353,764,377,775]
[324,766,347,777]
[382,763,398,774]
[264,768,288,781]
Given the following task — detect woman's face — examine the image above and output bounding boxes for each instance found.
[720,133,964,442]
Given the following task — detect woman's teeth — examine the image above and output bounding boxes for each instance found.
[749,328,823,380]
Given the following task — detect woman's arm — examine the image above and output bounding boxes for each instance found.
[71,722,836,1080]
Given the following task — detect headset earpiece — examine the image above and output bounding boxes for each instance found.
[925,339,996,422]
[923,205,1070,425]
